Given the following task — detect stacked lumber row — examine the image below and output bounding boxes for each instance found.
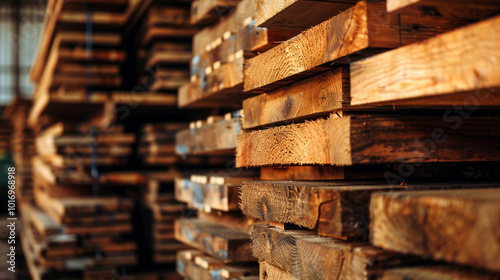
[24,118,144,279]
[139,170,192,264]
[176,249,258,280]
[174,112,260,278]
[178,0,296,108]
[21,189,140,279]
[138,123,187,165]
[5,100,35,203]
[135,0,196,96]
[0,119,11,153]
[27,0,180,129]
[237,0,500,278]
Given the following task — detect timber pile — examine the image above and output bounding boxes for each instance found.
[174,112,260,276]
[138,123,187,165]
[138,170,192,264]
[135,0,195,96]
[178,0,296,108]
[0,119,11,154]
[4,99,35,203]
[237,0,500,278]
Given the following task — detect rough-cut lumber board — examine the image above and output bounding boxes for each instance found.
[174,218,255,262]
[244,0,481,93]
[252,225,415,279]
[351,15,500,107]
[191,0,241,26]
[243,68,349,129]
[371,188,500,272]
[236,115,500,167]
[379,266,500,280]
[259,261,297,280]
[241,181,495,240]
[255,0,355,29]
[176,115,241,155]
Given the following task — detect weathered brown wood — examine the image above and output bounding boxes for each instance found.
[174,218,255,262]
[245,1,484,93]
[371,188,500,272]
[255,0,355,30]
[379,266,500,280]
[236,115,500,167]
[252,225,416,279]
[242,68,349,129]
[176,114,241,155]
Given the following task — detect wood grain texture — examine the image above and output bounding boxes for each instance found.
[236,115,500,167]
[176,116,241,155]
[371,188,500,272]
[380,266,500,280]
[245,0,485,93]
[242,67,349,129]
[252,225,415,279]
[174,218,255,262]
[351,15,500,106]
[255,0,355,29]
[240,181,495,240]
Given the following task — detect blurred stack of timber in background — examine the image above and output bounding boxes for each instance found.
[236,0,500,278]
[5,99,35,204]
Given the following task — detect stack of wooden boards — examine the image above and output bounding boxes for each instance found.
[0,119,11,154]
[28,0,180,130]
[135,0,195,96]
[174,172,260,280]
[235,0,500,278]
[138,170,191,264]
[138,123,187,165]
[178,0,297,108]
[4,99,35,203]
[25,120,143,279]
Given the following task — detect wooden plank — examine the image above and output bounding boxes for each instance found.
[191,0,241,26]
[255,0,355,29]
[241,180,496,240]
[379,266,500,280]
[252,224,416,279]
[351,15,500,107]
[236,115,500,167]
[174,218,255,262]
[176,114,241,155]
[244,0,482,93]
[371,188,500,272]
[242,67,349,129]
